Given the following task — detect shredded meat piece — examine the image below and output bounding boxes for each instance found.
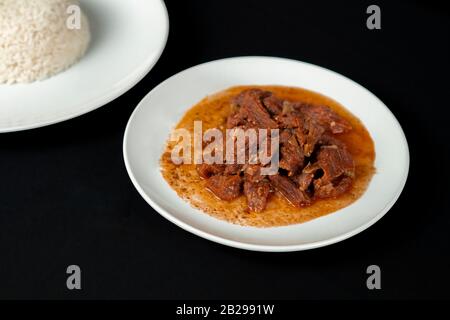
[279,131,304,175]
[244,180,271,212]
[314,176,353,198]
[295,172,314,191]
[317,145,355,180]
[269,175,310,207]
[227,111,246,128]
[306,145,355,198]
[275,110,302,129]
[244,164,264,182]
[241,165,271,212]
[223,163,243,175]
[295,117,326,157]
[206,174,242,201]
[262,94,283,115]
[299,104,352,134]
[233,89,278,129]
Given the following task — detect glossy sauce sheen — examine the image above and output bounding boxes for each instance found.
[160,86,376,227]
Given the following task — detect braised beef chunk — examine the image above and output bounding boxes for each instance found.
[199,89,355,212]
[262,94,283,115]
[234,89,278,129]
[227,111,246,128]
[316,145,355,180]
[241,165,271,212]
[276,111,302,129]
[244,164,263,182]
[244,180,271,212]
[206,174,242,201]
[275,106,327,158]
[309,145,355,198]
[269,175,310,207]
[295,117,325,157]
[318,134,346,149]
[299,104,352,134]
[223,163,243,175]
[279,131,304,175]
[197,163,224,179]
[281,101,296,114]
[295,172,314,191]
[314,176,353,199]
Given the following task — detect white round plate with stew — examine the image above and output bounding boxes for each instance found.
[0,0,168,133]
[123,56,409,252]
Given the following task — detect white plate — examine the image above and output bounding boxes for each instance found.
[123,56,409,252]
[0,0,169,133]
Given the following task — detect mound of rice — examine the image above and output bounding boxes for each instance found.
[0,0,90,84]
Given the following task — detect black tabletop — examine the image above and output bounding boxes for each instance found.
[1,0,449,300]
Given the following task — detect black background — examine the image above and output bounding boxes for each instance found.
[1,0,449,300]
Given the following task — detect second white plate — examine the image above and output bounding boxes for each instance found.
[0,0,169,133]
[123,56,409,252]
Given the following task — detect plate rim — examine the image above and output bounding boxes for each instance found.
[0,0,169,133]
[123,56,410,252]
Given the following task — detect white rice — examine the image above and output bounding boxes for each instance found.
[0,0,91,84]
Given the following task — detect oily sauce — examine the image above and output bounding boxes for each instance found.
[160,86,376,227]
